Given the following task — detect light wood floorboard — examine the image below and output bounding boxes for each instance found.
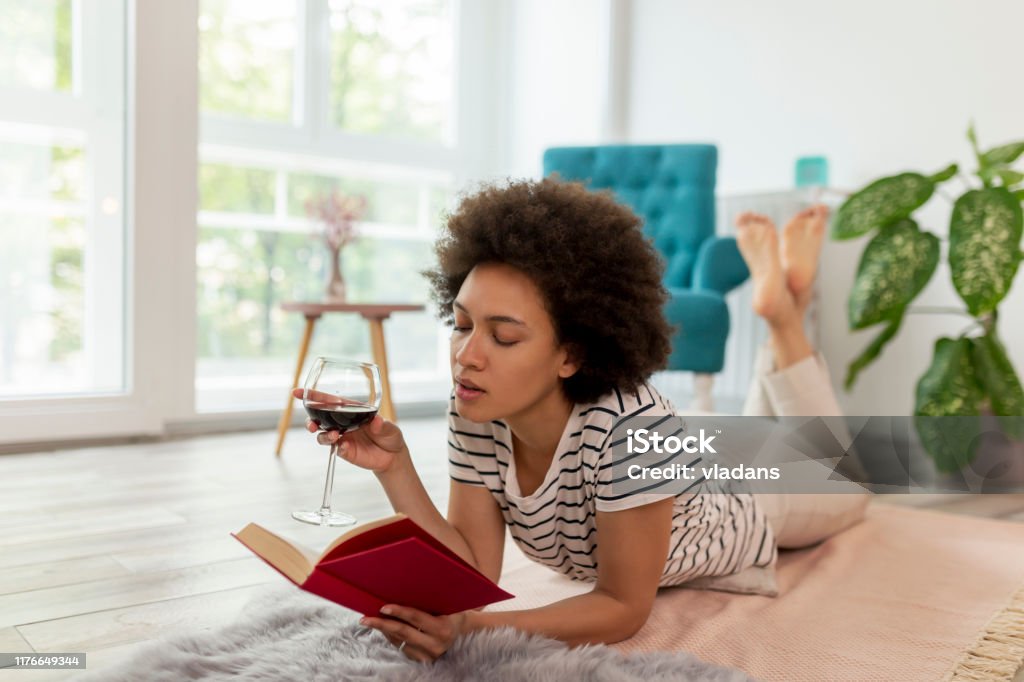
[0,421,1021,681]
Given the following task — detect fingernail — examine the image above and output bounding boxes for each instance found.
[359,617,369,626]
[380,606,393,615]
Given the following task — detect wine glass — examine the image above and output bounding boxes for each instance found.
[293,357,382,526]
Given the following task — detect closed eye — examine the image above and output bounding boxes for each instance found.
[451,325,518,347]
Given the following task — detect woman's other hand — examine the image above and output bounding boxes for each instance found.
[360,605,470,663]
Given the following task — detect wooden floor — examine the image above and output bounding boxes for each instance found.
[1,423,1023,681]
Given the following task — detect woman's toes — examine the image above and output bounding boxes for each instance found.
[735,213,787,321]
[781,205,827,295]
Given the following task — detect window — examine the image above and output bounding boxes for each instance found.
[0,0,127,399]
[0,0,499,443]
[327,0,454,142]
[197,0,460,411]
[199,0,297,123]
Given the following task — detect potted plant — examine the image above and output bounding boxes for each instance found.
[305,189,368,302]
[833,124,1024,475]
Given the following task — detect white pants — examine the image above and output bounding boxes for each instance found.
[740,341,871,549]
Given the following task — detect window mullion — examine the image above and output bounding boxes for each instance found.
[71,0,84,96]
[303,0,328,145]
[274,169,288,222]
[292,0,307,131]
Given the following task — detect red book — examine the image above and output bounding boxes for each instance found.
[232,514,514,616]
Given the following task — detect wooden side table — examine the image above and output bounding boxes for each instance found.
[274,302,426,456]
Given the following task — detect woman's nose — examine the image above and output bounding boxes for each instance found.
[453,331,485,369]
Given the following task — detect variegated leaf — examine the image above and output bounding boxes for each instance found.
[949,188,1024,316]
[848,219,939,329]
[844,314,903,390]
[832,165,955,240]
[971,333,1024,440]
[997,169,1024,187]
[981,140,1024,167]
[914,337,986,473]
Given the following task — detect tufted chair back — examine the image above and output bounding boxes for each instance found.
[542,144,748,405]
[542,145,717,289]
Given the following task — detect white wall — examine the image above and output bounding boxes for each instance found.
[499,0,608,179]
[626,0,1024,415]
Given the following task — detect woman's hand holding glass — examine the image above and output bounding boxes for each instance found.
[292,387,407,474]
[292,357,386,526]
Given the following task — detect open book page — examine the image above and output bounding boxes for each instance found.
[233,523,319,584]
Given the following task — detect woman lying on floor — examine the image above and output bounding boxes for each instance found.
[295,179,870,662]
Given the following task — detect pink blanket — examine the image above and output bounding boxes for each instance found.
[494,505,1024,681]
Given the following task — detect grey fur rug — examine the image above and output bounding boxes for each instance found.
[74,587,754,682]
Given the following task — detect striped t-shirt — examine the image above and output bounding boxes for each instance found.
[447,382,777,588]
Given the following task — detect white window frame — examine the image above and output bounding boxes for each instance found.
[0,0,148,444]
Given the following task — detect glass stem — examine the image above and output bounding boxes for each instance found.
[319,441,339,515]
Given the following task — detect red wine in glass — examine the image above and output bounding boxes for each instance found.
[293,357,382,527]
[304,401,378,432]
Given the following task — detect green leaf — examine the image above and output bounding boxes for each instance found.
[996,169,1024,187]
[971,333,1024,440]
[978,167,998,186]
[844,314,903,390]
[832,172,936,240]
[848,219,939,329]
[949,188,1024,315]
[967,121,979,154]
[928,163,958,183]
[1016,189,1024,202]
[982,141,1024,167]
[914,337,986,473]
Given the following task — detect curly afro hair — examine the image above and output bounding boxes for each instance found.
[424,177,673,405]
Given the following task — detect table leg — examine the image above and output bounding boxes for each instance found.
[367,317,396,422]
[275,316,317,457]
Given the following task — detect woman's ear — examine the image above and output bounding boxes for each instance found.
[558,343,582,379]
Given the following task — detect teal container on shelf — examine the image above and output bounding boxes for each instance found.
[795,156,829,188]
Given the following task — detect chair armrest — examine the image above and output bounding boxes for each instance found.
[691,236,749,295]
[662,289,730,373]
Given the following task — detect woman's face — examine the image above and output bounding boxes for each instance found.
[450,262,578,424]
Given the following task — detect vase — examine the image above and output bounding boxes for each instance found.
[325,247,346,302]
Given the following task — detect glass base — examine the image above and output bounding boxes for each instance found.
[292,508,357,527]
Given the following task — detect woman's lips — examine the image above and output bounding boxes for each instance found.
[455,380,485,401]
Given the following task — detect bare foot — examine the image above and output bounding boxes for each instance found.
[781,204,828,305]
[735,211,790,323]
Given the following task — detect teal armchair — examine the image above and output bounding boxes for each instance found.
[543,144,748,410]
